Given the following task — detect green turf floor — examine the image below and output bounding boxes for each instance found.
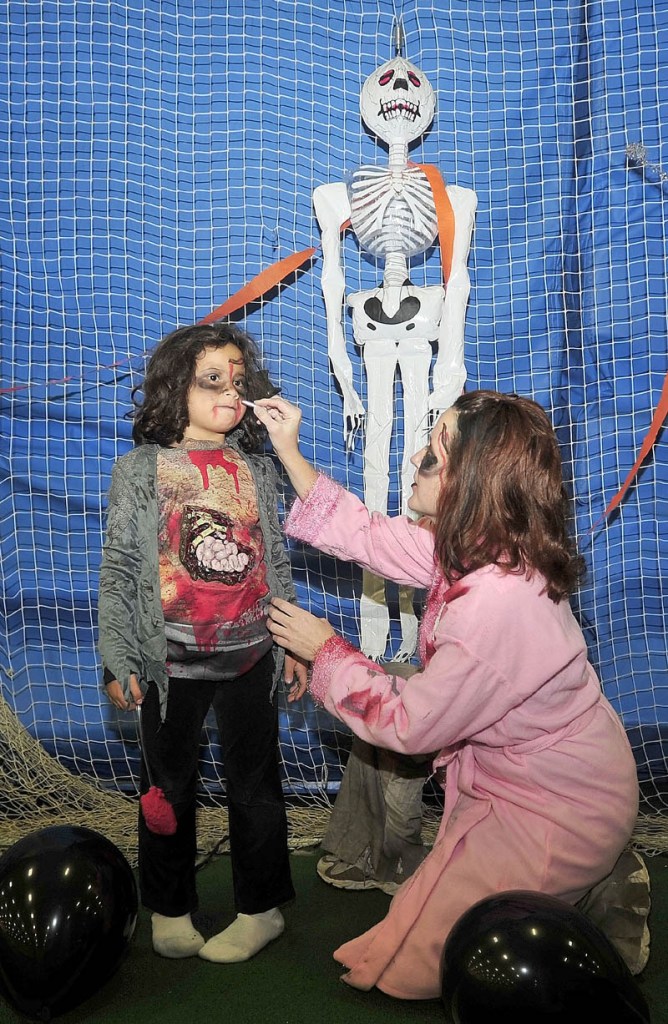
[0,848,665,1023]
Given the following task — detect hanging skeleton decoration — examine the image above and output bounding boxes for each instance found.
[313,38,477,660]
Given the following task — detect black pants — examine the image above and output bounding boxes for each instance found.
[138,651,295,917]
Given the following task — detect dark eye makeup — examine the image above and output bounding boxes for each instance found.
[419,448,438,472]
[193,372,247,393]
[195,374,222,391]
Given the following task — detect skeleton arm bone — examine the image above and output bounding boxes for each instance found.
[429,185,478,417]
[313,182,365,447]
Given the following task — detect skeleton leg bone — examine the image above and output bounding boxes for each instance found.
[395,339,432,661]
[359,339,399,659]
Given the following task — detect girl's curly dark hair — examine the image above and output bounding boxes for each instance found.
[131,323,278,452]
[433,390,586,602]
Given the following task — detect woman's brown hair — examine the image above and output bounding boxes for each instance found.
[131,322,277,451]
[433,390,585,602]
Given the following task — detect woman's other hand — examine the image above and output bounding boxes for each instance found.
[268,597,336,662]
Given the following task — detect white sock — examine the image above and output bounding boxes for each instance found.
[198,908,284,963]
[151,912,205,959]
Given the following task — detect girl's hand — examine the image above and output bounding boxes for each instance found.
[251,396,302,458]
[268,597,336,662]
[105,673,143,711]
[284,654,309,702]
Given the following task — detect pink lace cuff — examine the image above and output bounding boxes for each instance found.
[285,474,343,547]
[308,634,359,706]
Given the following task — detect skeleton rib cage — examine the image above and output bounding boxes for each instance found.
[348,165,439,260]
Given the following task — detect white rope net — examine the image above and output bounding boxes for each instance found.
[1,1,666,857]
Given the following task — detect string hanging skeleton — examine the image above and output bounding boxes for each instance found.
[313,35,477,659]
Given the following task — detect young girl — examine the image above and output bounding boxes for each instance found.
[257,390,643,999]
[99,323,307,964]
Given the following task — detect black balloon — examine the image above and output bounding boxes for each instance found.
[0,825,138,1021]
[442,889,650,1023]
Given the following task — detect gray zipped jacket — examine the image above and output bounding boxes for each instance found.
[98,436,295,721]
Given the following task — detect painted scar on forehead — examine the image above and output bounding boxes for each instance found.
[194,358,246,393]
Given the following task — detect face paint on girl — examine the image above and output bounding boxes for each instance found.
[184,344,248,442]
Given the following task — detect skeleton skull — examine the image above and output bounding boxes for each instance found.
[360,56,436,146]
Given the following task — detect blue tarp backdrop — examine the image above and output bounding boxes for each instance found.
[0,1,666,796]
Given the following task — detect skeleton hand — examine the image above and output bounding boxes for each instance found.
[341,384,366,450]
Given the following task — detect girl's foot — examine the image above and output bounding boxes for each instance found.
[151,912,205,958]
[198,908,284,963]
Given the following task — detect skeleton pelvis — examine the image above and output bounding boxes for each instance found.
[349,284,444,343]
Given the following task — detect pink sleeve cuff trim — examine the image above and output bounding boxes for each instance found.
[285,474,343,546]
[308,634,359,706]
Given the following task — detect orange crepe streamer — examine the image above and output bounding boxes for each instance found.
[593,368,668,529]
[200,219,351,324]
[415,163,455,283]
[199,245,318,323]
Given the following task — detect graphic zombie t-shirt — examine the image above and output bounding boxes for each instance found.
[157,443,272,680]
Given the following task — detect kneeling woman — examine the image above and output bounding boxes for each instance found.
[259,390,639,1001]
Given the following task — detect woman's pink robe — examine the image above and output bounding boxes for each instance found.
[286,475,639,1000]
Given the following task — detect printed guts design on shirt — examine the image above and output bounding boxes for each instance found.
[157,446,270,649]
[180,507,255,584]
